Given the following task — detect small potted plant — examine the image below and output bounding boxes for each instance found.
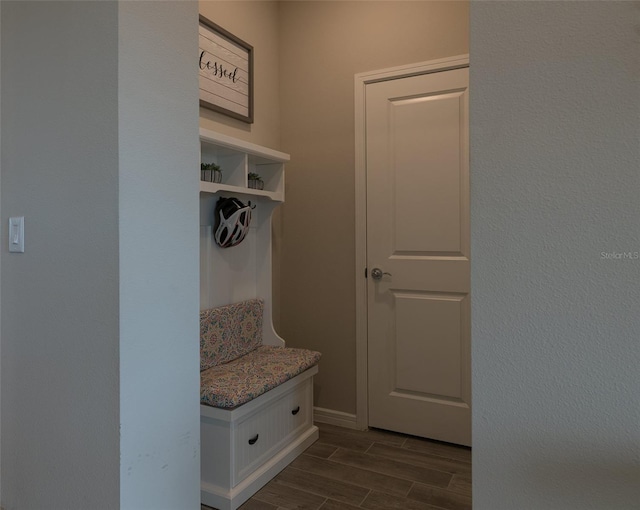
[201,162,222,183]
[248,172,264,190]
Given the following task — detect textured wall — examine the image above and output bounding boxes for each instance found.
[0,2,3,500]
[1,2,201,508]
[279,1,469,415]
[1,2,120,508]
[470,2,640,509]
[118,2,201,508]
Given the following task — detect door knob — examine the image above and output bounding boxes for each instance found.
[371,268,391,280]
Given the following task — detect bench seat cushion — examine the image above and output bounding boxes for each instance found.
[201,345,321,409]
[200,299,263,371]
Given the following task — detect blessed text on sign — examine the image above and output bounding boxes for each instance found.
[199,16,253,123]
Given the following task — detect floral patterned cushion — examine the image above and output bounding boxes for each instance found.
[201,345,322,409]
[200,299,264,372]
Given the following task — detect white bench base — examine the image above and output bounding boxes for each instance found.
[201,366,319,510]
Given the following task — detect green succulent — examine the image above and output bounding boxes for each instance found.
[201,162,221,171]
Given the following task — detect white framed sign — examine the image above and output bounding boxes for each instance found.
[199,16,254,124]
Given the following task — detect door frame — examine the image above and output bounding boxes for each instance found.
[354,55,470,430]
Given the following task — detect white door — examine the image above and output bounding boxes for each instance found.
[366,67,470,446]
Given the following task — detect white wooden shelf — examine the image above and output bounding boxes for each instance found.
[199,128,289,341]
[199,181,284,202]
[200,129,290,163]
[200,128,289,202]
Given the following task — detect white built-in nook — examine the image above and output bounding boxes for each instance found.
[200,129,286,338]
[199,129,319,510]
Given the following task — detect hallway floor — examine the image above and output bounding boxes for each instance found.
[203,422,471,510]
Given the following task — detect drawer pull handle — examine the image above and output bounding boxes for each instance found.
[248,434,259,445]
[291,406,300,416]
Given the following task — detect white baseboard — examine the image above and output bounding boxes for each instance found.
[313,407,361,430]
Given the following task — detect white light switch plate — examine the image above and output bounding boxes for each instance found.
[9,216,25,253]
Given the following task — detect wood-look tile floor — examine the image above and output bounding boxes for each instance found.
[202,423,471,510]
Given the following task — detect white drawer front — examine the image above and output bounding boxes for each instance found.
[233,377,312,485]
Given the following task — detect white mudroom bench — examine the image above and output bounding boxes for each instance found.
[200,299,321,510]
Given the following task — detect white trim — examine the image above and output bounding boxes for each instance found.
[353,55,470,432]
[354,67,369,432]
[313,407,360,430]
[355,55,469,85]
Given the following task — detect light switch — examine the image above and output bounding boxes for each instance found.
[9,216,24,253]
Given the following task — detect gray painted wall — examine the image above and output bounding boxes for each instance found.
[470,2,640,509]
[118,2,200,508]
[0,2,3,500]
[1,1,200,508]
[1,2,120,508]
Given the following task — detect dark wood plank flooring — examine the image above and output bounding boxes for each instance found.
[202,423,471,510]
